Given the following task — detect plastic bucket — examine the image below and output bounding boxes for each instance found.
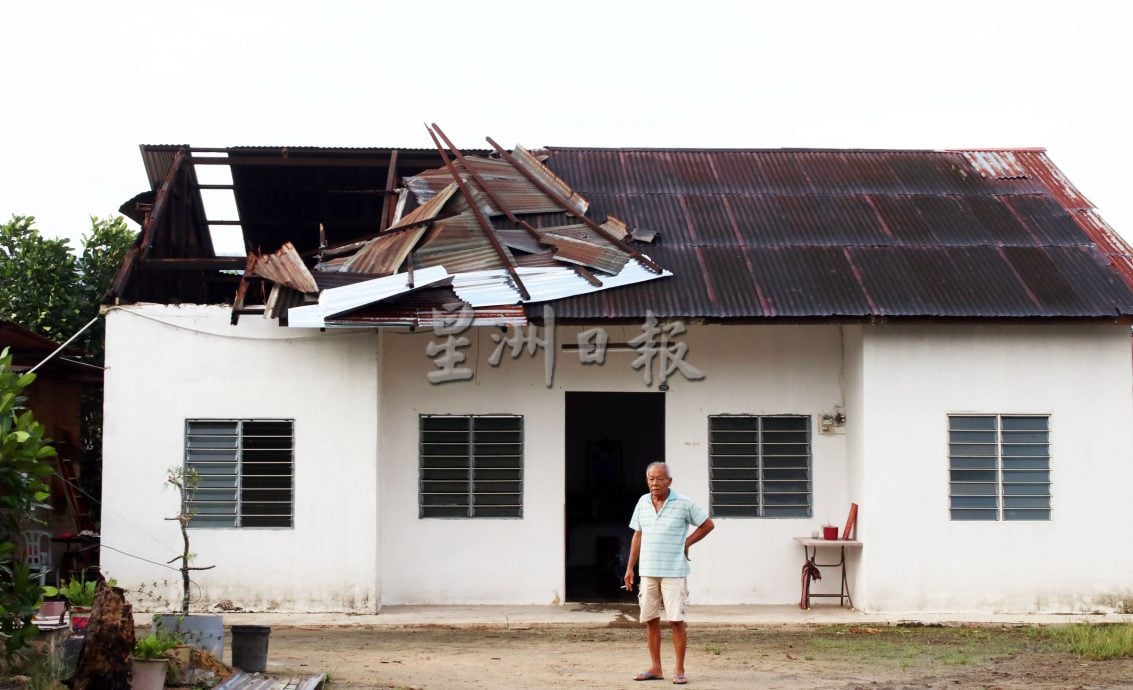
[823,525,840,540]
[230,625,271,672]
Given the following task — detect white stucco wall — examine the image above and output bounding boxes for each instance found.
[854,322,1133,613]
[100,306,1133,613]
[101,305,381,612]
[378,324,851,606]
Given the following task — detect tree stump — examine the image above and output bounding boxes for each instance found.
[71,583,135,690]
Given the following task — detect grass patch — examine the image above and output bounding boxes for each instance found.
[1048,623,1133,660]
[702,643,722,655]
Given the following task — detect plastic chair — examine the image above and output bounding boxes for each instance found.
[20,530,54,586]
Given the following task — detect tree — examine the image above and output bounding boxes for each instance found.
[0,214,137,362]
[0,214,137,529]
[0,215,83,341]
[0,347,55,663]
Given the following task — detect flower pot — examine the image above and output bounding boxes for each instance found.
[131,657,169,690]
[70,606,92,634]
[155,614,224,659]
[39,600,66,621]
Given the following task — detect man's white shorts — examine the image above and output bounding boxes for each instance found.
[638,576,688,623]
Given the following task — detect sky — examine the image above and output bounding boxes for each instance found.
[3,0,1133,250]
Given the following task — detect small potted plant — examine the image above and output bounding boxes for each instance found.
[131,629,180,690]
[43,575,98,633]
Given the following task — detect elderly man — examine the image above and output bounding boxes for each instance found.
[623,461,715,685]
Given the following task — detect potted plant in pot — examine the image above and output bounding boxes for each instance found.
[43,575,98,633]
[131,629,180,690]
[154,467,222,658]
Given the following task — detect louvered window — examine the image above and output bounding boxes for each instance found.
[419,415,523,518]
[708,415,811,518]
[949,415,1050,521]
[184,419,294,528]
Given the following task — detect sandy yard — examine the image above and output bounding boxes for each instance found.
[259,621,1133,690]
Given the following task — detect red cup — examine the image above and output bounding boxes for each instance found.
[823,526,839,540]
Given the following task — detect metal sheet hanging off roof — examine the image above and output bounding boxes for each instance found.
[338,225,428,275]
[450,261,670,307]
[251,242,318,293]
[287,265,451,327]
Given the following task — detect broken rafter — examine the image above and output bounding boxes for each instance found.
[431,124,545,245]
[138,257,248,270]
[141,148,187,259]
[426,125,531,301]
[430,124,601,289]
[485,136,662,274]
[303,213,459,260]
[379,149,399,231]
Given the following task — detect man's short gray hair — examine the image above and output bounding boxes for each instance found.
[645,461,671,478]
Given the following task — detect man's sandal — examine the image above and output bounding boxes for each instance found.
[633,671,664,681]
[672,675,688,685]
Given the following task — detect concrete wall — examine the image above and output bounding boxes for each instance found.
[101,306,1133,613]
[377,323,850,606]
[101,305,381,612]
[855,322,1133,612]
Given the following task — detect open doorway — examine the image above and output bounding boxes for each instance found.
[565,391,665,602]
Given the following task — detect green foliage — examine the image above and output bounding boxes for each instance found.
[0,216,82,341]
[133,629,181,659]
[0,347,55,661]
[0,214,137,528]
[0,214,135,359]
[1052,623,1133,660]
[41,576,97,608]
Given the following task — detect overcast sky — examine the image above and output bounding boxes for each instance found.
[3,0,1132,249]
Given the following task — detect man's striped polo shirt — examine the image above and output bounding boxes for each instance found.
[629,489,709,578]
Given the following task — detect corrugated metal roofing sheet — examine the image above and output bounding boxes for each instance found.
[132,143,1133,321]
[538,147,1133,320]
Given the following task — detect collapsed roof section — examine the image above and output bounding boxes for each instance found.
[112,127,670,328]
[111,135,1133,322]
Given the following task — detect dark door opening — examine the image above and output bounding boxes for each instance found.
[565,391,664,602]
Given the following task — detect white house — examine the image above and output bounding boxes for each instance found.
[100,140,1133,614]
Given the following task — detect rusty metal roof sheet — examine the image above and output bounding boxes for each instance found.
[412,212,512,273]
[541,228,630,274]
[250,242,318,293]
[128,143,1133,322]
[339,226,428,275]
[404,155,574,218]
[538,147,1133,320]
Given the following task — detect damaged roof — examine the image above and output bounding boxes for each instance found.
[110,134,1133,324]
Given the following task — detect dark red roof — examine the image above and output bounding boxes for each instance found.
[537,148,1133,320]
[120,144,1133,322]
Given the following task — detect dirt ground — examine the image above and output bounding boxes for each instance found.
[262,622,1133,690]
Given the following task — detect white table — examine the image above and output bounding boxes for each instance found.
[793,537,863,609]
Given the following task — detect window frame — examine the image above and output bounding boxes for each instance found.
[707,414,812,519]
[948,413,1051,522]
[184,418,295,529]
[418,414,524,519]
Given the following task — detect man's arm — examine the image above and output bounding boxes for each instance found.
[623,530,642,590]
[684,517,715,559]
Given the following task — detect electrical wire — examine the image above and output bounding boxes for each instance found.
[104,304,378,341]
